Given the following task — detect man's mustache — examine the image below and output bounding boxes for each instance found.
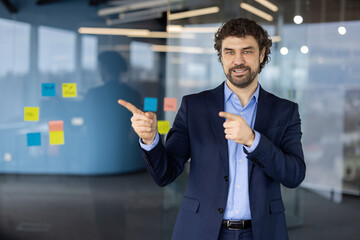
[230,64,251,71]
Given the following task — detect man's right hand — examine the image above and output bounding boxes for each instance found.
[118,99,157,145]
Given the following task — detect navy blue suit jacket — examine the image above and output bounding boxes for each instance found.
[141,83,306,240]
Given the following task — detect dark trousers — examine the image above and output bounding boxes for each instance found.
[218,227,253,240]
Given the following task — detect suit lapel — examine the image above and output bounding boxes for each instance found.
[206,84,273,178]
[207,83,229,174]
[248,86,273,180]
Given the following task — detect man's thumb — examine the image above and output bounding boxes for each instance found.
[145,112,156,120]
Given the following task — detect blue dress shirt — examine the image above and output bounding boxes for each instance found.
[140,81,261,220]
[223,82,260,220]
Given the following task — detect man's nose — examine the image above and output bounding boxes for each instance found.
[233,53,245,65]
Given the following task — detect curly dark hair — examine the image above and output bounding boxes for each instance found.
[214,18,272,73]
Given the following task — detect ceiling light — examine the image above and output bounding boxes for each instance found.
[98,0,171,16]
[338,26,346,35]
[167,25,220,33]
[167,25,183,32]
[131,31,194,39]
[240,3,273,21]
[106,13,163,25]
[151,45,214,54]
[300,46,309,54]
[168,6,219,21]
[271,35,281,42]
[255,0,278,12]
[280,47,288,55]
[293,15,303,24]
[78,27,194,39]
[78,27,150,36]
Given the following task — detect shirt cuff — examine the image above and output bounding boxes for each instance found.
[244,130,261,153]
[139,133,160,151]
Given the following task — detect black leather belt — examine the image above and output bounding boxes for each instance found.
[222,220,252,230]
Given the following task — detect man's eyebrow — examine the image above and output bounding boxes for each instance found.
[242,46,256,50]
[222,46,256,51]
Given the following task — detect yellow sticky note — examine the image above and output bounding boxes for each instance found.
[157,121,170,135]
[49,131,65,145]
[62,83,77,98]
[24,107,39,121]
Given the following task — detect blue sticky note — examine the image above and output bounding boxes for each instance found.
[42,83,56,97]
[144,97,158,112]
[27,133,41,146]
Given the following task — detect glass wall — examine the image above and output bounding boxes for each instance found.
[0,5,167,174]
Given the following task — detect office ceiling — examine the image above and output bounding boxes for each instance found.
[91,0,360,25]
[1,0,360,30]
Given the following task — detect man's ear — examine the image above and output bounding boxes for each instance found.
[260,48,266,63]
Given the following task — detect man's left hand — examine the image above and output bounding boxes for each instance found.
[219,111,255,147]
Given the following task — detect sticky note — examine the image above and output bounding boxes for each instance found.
[49,131,64,145]
[24,107,39,121]
[144,97,158,112]
[27,133,41,146]
[157,120,170,135]
[49,120,64,132]
[164,98,177,111]
[42,83,56,97]
[62,83,77,98]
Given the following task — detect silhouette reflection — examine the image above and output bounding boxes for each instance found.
[82,51,142,174]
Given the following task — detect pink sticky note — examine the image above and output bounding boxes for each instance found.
[49,120,64,132]
[164,98,177,111]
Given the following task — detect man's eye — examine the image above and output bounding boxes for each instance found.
[243,51,252,54]
[226,51,234,55]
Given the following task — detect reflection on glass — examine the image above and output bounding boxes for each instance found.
[0,18,30,125]
[81,35,98,71]
[81,51,143,174]
[130,41,156,82]
[38,26,76,73]
[0,18,30,78]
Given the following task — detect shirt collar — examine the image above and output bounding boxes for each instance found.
[224,80,260,104]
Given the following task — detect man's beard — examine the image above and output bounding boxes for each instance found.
[225,63,259,89]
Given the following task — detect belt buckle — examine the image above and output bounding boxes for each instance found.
[226,220,243,230]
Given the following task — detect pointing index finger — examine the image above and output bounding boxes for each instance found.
[219,111,240,120]
[118,99,143,114]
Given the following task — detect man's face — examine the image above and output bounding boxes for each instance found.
[221,35,265,89]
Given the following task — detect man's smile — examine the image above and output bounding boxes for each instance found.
[231,66,250,76]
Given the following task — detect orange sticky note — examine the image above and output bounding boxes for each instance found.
[49,131,65,145]
[157,121,170,135]
[164,98,177,112]
[24,107,39,121]
[49,120,64,132]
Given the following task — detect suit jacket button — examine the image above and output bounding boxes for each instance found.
[224,176,229,182]
[218,208,224,214]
